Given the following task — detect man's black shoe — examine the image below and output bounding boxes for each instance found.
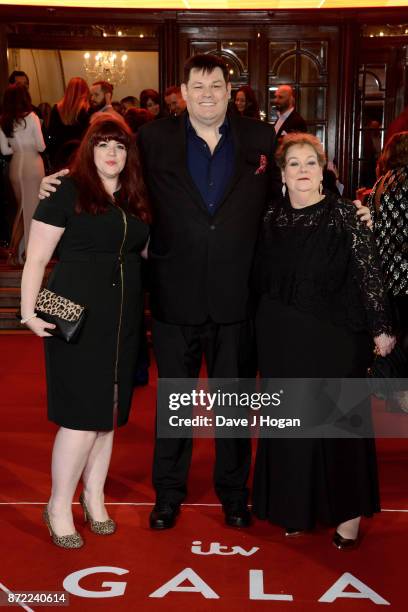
[149,503,180,530]
[223,501,251,528]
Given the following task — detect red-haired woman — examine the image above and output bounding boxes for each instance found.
[0,83,46,263]
[47,77,90,170]
[20,117,150,549]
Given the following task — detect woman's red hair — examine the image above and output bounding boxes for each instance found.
[57,77,89,125]
[71,116,151,223]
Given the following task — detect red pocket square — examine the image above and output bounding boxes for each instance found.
[255,154,268,175]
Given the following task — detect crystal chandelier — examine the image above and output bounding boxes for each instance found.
[83,51,128,85]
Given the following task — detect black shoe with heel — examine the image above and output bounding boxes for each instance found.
[332,530,358,550]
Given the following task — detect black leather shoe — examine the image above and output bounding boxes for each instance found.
[332,530,358,550]
[149,503,180,530]
[223,502,251,528]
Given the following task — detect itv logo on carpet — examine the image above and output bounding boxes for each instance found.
[191,540,259,556]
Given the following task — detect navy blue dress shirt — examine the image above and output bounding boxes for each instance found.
[186,115,234,215]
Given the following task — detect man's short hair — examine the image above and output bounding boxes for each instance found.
[183,54,229,85]
[9,70,29,85]
[164,85,181,98]
[92,80,114,95]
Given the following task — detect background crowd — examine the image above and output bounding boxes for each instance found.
[3,67,405,261]
[0,68,399,258]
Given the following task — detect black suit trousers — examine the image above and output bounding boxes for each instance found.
[152,317,255,506]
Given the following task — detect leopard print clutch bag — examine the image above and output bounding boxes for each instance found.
[35,288,86,343]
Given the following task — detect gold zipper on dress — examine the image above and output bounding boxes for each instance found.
[114,207,128,388]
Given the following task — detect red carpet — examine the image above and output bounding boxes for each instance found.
[0,335,407,610]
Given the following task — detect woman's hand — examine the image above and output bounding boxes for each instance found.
[353,199,373,230]
[25,316,56,337]
[39,168,69,199]
[374,333,396,357]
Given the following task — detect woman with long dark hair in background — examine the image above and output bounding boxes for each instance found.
[139,88,163,119]
[0,83,45,264]
[47,77,90,170]
[234,85,260,120]
[20,117,150,548]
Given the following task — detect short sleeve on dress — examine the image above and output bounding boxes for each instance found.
[32,176,77,228]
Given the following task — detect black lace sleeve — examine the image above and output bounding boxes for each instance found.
[335,199,393,337]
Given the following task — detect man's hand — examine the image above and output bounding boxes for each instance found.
[353,199,373,230]
[39,168,69,199]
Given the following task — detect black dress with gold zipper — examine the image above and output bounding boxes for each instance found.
[33,176,149,430]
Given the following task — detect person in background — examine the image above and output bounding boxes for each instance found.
[8,70,30,88]
[38,102,53,172]
[140,89,163,119]
[125,96,157,389]
[47,77,90,170]
[120,96,139,111]
[234,85,260,120]
[327,158,344,195]
[8,70,41,118]
[361,120,382,188]
[376,132,407,178]
[0,83,45,264]
[0,147,15,248]
[38,102,52,133]
[273,85,307,140]
[90,81,123,122]
[322,164,340,195]
[20,117,150,549]
[368,131,408,411]
[163,85,186,116]
[124,108,154,134]
[252,132,395,549]
[384,105,408,146]
[111,101,124,116]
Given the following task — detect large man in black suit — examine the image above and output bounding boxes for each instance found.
[138,54,281,530]
[273,85,307,141]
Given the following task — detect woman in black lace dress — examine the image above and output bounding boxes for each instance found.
[252,133,395,549]
[368,132,408,411]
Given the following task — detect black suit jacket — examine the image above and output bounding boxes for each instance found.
[138,113,281,325]
[275,110,307,140]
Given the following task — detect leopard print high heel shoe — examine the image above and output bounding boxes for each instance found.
[79,492,116,535]
[43,506,84,549]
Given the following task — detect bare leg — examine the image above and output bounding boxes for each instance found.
[81,430,114,522]
[336,516,361,539]
[47,427,97,536]
[8,211,23,265]
[81,385,117,521]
